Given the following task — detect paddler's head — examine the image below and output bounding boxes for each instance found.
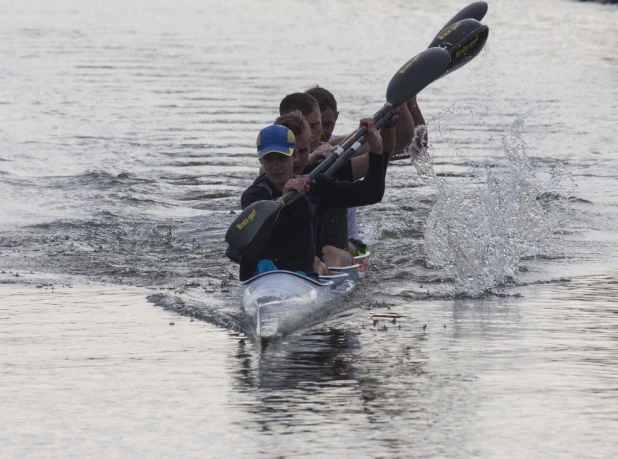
[305,85,339,143]
[256,124,296,190]
[274,110,311,176]
[279,92,322,152]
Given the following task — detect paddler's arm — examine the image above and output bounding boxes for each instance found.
[348,122,397,179]
[380,115,398,159]
[316,118,386,209]
[393,103,414,157]
[349,106,402,179]
[307,143,335,166]
[390,96,427,160]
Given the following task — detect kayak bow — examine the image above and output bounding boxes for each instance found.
[242,254,370,339]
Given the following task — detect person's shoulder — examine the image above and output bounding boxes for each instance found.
[252,173,268,185]
[241,174,272,206]
[242,174,267,192]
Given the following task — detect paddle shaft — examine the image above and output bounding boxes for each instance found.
[323,109,393,176]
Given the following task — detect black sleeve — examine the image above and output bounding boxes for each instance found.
[314,152,386,210]
[333,160,354,182]
[241,185,271,210]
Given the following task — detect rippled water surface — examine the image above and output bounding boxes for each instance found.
[2,0,618,457]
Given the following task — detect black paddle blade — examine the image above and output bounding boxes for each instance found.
[440,1,488,31]
[325,46,453,175]
[446,24,488,74]
[428,18,489,78]
[225,199,283,257]
[385,47,451,106]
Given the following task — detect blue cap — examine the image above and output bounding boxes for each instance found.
[256,125,296,159]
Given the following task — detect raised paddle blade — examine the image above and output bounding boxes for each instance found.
[225,199,283,257]
[326,48,451,177]
[315,47,452,173]
[428,18,489,79]
[445,23,488,74]
[440,1,488,31]
[385,47,452,106]
[429,18,487,51]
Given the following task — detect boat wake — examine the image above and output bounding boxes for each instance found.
[148,290,246,333]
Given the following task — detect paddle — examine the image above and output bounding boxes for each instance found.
[345,13,491,163]
[429,18,489,78]
[361,8,489,129]
[225,47,452,257]
[440,1,488,30]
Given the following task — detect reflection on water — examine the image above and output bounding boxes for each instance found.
[222,270,618,457]
[235,328,361,392]
[2,270,618,457]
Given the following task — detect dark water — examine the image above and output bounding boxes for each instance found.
[1,0,618,456]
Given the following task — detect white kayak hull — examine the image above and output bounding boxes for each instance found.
[241,254,369,338]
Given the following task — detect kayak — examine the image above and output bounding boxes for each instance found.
[241,253,370,339]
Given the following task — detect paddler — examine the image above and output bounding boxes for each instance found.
[237,118,387,281]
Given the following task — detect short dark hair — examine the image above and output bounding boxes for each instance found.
[305,85,337,113]
[274,110,309,139]
[279,93,319,117]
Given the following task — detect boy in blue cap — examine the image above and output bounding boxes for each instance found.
[238,119,387,281]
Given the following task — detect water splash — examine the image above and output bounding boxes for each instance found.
[408,124,435,183]
[424,116,560,297]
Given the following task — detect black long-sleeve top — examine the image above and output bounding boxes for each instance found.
[238,152,387,281]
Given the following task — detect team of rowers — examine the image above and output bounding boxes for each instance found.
[228,87,427,281]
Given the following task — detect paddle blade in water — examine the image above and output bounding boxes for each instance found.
[440,1,488,30]
[385,47,451,106]
[225,199,283,257]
